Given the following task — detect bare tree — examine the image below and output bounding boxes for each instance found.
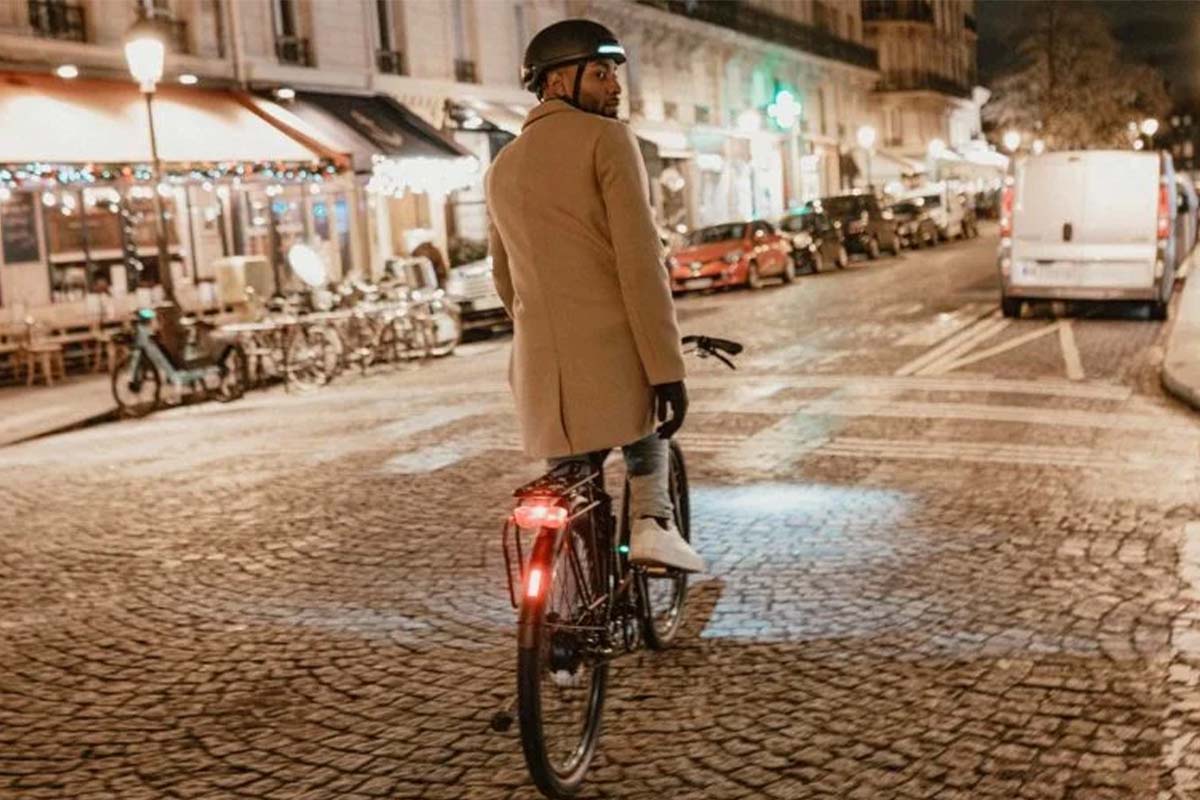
[984,2,1169,150]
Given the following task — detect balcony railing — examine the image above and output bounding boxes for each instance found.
[275,35,313,67]
[862,0,934,24]
[376,49,406,75]
[877,70,971,98]
[454,58,478,83]
[637,0,877,71]
[27,0,86,42]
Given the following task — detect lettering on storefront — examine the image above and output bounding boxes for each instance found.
[1,191,40,264]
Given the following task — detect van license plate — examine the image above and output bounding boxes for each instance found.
[685,278,714,290]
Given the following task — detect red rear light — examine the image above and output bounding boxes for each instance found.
[1000,185,1014,238]
[1158,184,1170,240]
[514,500,568,529]
[526,567,545,599]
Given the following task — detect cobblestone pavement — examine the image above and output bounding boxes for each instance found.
[4,229,1200,799]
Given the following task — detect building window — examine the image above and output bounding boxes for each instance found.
[273,0,312,66]
[375,0,406,74]
[451,0,477,83]
[27,0,87,42]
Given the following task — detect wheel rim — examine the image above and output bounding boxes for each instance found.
[217,348,246,400]
[112,355,159,417]
[520,530,606,787]
[286,327,334,389]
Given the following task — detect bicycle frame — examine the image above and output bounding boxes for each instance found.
[503,458,643,657]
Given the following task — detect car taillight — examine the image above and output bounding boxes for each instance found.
[513,500,568,529]
[1158,184,1170,240]
[999,185,1014,238]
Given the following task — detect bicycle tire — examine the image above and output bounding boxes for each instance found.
[215,344,248,402]
[626,439,691,650]
[111,352,161,418]
[517,524,608,798]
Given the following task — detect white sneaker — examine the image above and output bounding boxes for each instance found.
[629,517,704,573]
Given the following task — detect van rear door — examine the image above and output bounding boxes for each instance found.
[1011,151,1159,292]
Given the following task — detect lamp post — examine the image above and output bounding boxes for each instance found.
[124,18,174,304]
[856,124,876,193]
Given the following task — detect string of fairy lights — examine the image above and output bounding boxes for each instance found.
[0,160,343,202]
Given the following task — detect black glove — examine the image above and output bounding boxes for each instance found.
[654,381,688,439]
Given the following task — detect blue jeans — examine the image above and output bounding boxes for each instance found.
[547,433,671,520]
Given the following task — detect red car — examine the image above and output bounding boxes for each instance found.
[668,219,795,293]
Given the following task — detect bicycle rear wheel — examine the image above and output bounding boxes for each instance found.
[629,440,691,649]
[517,522,608,798]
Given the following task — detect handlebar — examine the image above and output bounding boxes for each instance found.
[681,334,743,369]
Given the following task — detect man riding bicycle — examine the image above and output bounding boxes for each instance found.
[485,19,703,574]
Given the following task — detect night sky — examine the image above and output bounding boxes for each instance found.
[978,0,1200,108]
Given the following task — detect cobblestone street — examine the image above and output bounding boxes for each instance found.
[4,230,1200,799]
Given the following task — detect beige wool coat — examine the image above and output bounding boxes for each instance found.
[485,100,686,459]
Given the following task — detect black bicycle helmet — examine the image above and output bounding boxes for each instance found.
[522,19,626,104]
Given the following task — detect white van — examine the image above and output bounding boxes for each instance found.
[998,150,1185,320]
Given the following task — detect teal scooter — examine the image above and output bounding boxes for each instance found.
[111,307,247,418]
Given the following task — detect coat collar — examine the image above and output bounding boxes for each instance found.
[523,99,580,131]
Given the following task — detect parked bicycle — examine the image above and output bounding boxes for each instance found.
[111,307,247,418]
[494,334,742,799]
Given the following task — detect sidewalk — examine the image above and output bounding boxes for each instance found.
[0,375,115,448]
[1163,255,1200,411]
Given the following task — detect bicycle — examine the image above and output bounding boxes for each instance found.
[494,334,742,799]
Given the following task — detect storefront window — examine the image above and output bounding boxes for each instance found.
[40,184,187,301]
[241,185,308,293]
[187,184,231,282]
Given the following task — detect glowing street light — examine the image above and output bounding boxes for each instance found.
[1141,117,1159,137]
[1002,129,1022,153]
[1032,139,1046,155]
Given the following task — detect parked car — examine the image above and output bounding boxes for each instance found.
[901,183,977,241]
[779,209,849,271]
[441,255,511,332]
[668,219,794,292]
[886,199,940,249]
[998,149,1186,320]
[804,193,901,259]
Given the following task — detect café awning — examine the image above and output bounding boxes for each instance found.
[0,72,337,166]
[253,90,470,175]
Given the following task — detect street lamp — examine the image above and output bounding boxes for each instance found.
[124,17,174,304]
[1141,117,1160,137]
[1002,129,1022,153]
[856,124,876,192]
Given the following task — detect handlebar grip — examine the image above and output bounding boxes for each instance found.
[705,336,743,355]
[682,334,743,356]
